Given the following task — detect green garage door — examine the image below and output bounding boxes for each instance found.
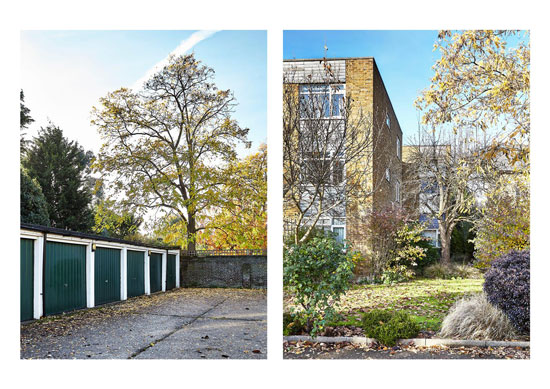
[45,241,86,316]
[149,253,162,293]
[21,238,34,321]
[166,254,176,290]
[94,247,121,305]
[127,250,145,298]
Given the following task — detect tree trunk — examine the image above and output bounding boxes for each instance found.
[439,224,451,266]
[187,214,196,252]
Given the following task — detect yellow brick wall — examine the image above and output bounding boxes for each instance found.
[346,59,404,276]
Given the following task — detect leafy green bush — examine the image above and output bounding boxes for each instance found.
[283,312,306,336]
[20,167,50,226]
[283,236,355,337]
[451,221,475,262]
[414,239,440,273]
[361,310,420,346]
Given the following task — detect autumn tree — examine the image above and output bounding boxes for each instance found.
[22,124,94,231]
[473,170,529,270]
[92,54,249,250]
[415,30,530,165]
[92,199,143,240]
[413,30,530,265]
[200,144,267,249]
[405,126,485,266]
[283,59,385,246]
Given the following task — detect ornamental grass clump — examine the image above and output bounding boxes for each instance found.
[439,293,517,340]
[483,250,530,333]
[361,310,420,346]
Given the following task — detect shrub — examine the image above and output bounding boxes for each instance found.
[361,310,420,346]
[283,236,356,337]
[20,167,50,226]
[423,263,481,279]
[380,265,415,284]
[451,221,475,263]
[423,263,457,279]
[483,250,530,333]
[439,293,517,340]
[283,312,305,336]
[414,238,439,273]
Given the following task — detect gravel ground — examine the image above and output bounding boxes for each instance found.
[283,341,529,359]
[21,288,266,359]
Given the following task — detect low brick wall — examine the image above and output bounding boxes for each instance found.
[180,255,267,289]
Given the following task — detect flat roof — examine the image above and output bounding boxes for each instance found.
[283,57,374,62]
[21,223,179,250]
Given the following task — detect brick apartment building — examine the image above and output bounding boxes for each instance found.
[283,57,403,267]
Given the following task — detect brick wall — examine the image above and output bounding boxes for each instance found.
[345,58,404,276]
[180,255,267,289]
[345,58,375,256]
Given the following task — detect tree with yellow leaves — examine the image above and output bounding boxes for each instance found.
[416,30,529,164]
[91,54,250,250]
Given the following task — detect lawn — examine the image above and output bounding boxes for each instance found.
[285,278,483,332]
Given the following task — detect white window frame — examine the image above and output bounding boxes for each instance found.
[331,222,346,244]
[386,113,391,129]
[385,168,391,182]
[299,84,346,119]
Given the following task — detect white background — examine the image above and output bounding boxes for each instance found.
[1,1,548,388]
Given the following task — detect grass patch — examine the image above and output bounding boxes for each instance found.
[285,278,483,332]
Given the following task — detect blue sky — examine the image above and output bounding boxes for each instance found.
[20,30,267,156]
[284,30,443,143]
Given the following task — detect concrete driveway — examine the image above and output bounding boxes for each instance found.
[21,288,266,359]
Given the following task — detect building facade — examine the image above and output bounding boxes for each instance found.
[283,57,403,268]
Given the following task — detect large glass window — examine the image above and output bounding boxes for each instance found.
[300,84,345,118]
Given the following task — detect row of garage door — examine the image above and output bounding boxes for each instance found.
[21,238,179,321]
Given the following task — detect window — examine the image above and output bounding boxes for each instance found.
[396,137,401,159]
[303,152,344,186]
[385,168,391,182]
[395,181,400,203]
[386,113,391,128]
[332,226,345,243]
[300,84,345,118]
[422,230,440,248]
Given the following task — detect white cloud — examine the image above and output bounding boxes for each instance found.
[132,30,219,90]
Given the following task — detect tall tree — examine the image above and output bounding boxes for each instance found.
[20,167,49,226]
[406,127,483,265]
[23,124,94,231]
[415,30,530,165]
[200,144,267,249]
[20,90,34,154]
[91,54,249,250]
[413,30,530,265]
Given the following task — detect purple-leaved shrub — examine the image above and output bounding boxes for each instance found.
[483,250,530,333]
